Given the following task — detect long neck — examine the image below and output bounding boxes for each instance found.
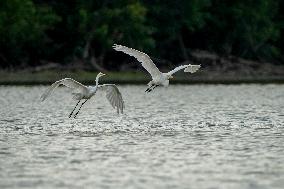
[95,75,101,87]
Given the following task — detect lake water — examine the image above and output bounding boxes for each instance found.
[0,85,283,189]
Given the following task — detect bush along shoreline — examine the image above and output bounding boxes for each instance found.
[1,51,284,85]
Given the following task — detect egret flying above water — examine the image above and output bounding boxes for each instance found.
[113,44,201,92]
[40,72,124,118]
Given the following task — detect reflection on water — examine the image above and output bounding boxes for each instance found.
[0,85,283,189]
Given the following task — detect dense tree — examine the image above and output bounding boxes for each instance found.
[74,0,154,71]
[0,0,283,69]
[0,0,60,67]
[201,0,280,61]
[143,0,210,65]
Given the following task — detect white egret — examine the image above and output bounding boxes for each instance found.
[113,44,201,92]
[40,72,124,118]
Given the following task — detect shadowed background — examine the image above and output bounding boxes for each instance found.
[0,0,284,83]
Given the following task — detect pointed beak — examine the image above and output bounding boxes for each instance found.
[101,73,106,76]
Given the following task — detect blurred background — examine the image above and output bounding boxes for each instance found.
[0,0,284,84]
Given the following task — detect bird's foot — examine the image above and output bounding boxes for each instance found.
[145,85,157,93]
[145,86,154,93]
[73,112,79,118]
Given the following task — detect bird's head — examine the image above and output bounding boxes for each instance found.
[168,75,174,79]
[96,72,106,82]
[98,72,106,78]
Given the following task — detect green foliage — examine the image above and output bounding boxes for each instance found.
[145,0,209,38]
[206,0,280,60]
[0,0,60,66]
[143,0,210,61]
[77,1,154,53]
[0,0,283,68]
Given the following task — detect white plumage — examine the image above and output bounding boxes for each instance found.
[167,64,201,75]
[41,72,124,118]
[113,44,162,78]
[40,78,88,101]
[99,84,125,114]
[113,44,201,92]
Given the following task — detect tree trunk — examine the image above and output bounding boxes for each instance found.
[82,39,107,72]
[83,40,90,59]
[0,53,8,66]
[178,34,190,62]
[90,56,108,73]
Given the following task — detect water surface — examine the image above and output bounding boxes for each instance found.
[0,85,283,189]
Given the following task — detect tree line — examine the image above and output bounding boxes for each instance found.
[0,0,283,70]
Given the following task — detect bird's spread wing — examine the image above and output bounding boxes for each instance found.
[167,64,201,76]
[113,44,162,78]
[98,84,124,114]
[40,78,88,101]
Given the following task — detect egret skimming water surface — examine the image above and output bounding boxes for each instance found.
[40,72,124,118]
[113,44,201,92]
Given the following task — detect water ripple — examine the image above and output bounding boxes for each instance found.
[0,85,283,189]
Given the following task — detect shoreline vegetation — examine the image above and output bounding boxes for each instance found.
[1,1,284,85]
[0,70,283,85]
[1,51,284,85]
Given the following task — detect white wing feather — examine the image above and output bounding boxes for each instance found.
[167,64,201,76]
[98,84,124,114]
[113,44,162,78]
[40,78,88,101]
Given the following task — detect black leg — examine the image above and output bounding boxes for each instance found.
[69,100,81,118]
[74,99,88,118]
[145,86,151,92]
[145,85,154,93]
[146,85,158,93]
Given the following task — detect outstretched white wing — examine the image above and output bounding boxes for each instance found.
[98,84,124,114]
[113,44,162,78]
[40,78,88,101]
[167,64,201,76]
